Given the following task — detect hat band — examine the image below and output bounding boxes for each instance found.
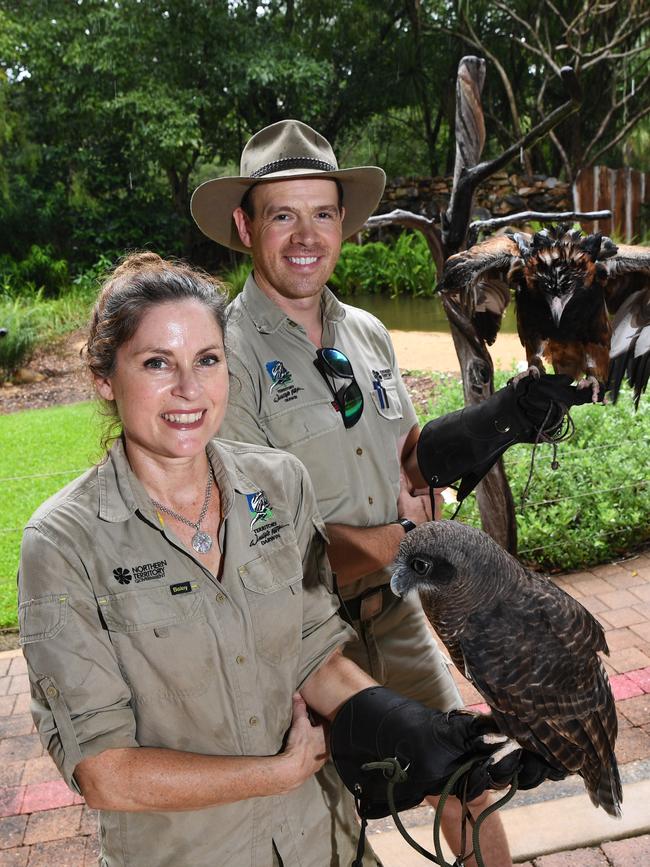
[250,156,337,179]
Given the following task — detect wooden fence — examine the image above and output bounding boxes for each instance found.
[573,166,648,241]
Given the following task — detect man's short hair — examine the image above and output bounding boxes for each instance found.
[240,178,344,220]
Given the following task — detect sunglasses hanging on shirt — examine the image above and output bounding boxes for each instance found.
[314,347,364,429]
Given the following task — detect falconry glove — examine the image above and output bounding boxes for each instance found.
[330,687,523,819]
[417,373,597,501]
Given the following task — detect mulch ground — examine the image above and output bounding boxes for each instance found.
[0,331,94,415]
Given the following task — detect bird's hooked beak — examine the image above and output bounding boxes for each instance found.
[548,294,571,327]
[390,565,409,598]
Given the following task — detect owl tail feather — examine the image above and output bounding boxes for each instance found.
[586,753,622,818]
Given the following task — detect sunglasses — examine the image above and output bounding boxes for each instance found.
[314,347,364,429]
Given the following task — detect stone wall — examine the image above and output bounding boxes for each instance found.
[378,167,648,240]
[380,171,573,221]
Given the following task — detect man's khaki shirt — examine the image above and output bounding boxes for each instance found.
[221,275,419,599]
[19,438,354,867]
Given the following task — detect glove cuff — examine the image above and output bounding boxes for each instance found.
[417,383,531,501]
[330,687,433,819]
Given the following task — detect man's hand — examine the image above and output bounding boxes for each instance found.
[397,472,434,524]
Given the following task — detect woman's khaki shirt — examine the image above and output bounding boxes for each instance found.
[18,438,354,866]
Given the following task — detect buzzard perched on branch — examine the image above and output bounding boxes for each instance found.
[438,225,650,406]
[391,520,622,817]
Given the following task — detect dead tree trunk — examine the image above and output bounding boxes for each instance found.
[365,57,589,552]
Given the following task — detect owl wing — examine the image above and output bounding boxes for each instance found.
[457,572,615,765]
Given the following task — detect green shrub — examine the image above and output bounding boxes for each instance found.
[219,258,252,299]
[0,245,69,298]
[417,372,650,571]
[0,299,38,381]
[330,233,438,297]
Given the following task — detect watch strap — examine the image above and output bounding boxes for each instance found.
[395,518,416,533]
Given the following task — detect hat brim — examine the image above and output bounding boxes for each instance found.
[190,166,386,253]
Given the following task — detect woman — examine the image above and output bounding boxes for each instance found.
[18,253,531,866]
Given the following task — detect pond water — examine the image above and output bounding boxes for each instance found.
[344,294,518,333]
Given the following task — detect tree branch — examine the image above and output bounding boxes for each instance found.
[586,104,650,166]
[364,210,445,275]
[466,210,612,247]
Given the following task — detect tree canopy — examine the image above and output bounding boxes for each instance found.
[0,0,648,269]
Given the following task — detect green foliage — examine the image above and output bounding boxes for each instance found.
[0,245,69,298]
[330,234,438,297]
[0,401,103,627]
[417,372,650,572]
[0,298,38,380]
[1,1,647,273]
[0,254,108,370]
[219,258,253,300]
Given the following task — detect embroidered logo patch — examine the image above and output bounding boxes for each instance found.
[371,367,393,382]
[113,560,167,584]
[265,359,304,404]
[245,491,286,547]
[170,581,192,595]
[246,490,273,528]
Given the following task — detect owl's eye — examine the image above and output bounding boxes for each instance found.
[411,558,432,577]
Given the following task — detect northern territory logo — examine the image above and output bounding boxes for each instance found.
[265,359,303,404]
[246,490,284,547]
[113,560,167,584]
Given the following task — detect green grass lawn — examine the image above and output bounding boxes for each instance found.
[0,401,103,628]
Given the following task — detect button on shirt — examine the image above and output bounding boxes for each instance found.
[220,275,419,600]
[18,438,353,867]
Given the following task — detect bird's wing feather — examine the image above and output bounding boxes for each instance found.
[605,244,650,313]
[438,234,524,345]
[457,571,608,724]
[607,286,650,406]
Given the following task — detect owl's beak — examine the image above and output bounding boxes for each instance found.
[390,566,407,598]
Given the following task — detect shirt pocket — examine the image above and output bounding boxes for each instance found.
[369,385,404,422]
[97,584,212,702]
[260,401,346,505]
[239,546,303,664]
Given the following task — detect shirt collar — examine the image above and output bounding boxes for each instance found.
[97,437,237,524]
[240,272,346,334]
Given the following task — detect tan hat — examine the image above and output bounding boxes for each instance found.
[190,119,386,253]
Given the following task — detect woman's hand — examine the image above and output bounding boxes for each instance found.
[277,694,329,793]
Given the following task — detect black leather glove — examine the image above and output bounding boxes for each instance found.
[417,373,599,501]
[517,750,568,790]
[330,687,523,819]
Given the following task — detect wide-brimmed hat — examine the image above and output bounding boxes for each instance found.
[190,119,386,253]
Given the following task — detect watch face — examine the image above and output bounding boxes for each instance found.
[399,519,416,532]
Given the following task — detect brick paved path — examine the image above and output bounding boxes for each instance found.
[2,549,650,865]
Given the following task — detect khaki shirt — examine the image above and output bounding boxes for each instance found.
[19,438,355,867]
[221,275,419,599]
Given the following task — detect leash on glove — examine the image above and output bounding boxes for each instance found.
[352,756,519,867]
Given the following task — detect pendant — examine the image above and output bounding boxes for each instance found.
[192,530,213,554]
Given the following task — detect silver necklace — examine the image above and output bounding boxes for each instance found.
[151,470,214,554]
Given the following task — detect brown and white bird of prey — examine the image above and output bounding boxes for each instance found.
[438,225,650,406]
[391,520,622,816]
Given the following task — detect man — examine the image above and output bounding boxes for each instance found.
[191,119,572,865]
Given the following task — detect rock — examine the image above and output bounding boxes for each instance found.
[545,177,559,189]
[517,186,536,196]
[12,367,46,384]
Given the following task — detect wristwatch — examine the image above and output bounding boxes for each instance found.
[395,517,417,533]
